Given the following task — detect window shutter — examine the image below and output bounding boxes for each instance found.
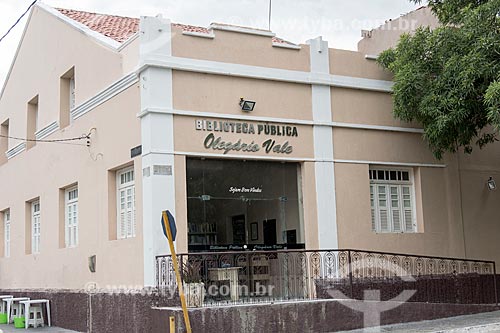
[5,222,10,258]
[73,203,78,246]
[32,220,35,253]
[65,188,78,247]
[120,212,126,238]
[119,189,126,238]
[32,211,40,254]
[402,186,414,232]
[390,186,402,232]
[117,168,136,239]
[378,185,389,232]
[126,187,133,237]
[126,210,132,238]
[65,205,70,247]
[370,185,376,231]
[132,187,136,237]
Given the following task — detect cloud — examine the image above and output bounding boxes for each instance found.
[0,0,421,88]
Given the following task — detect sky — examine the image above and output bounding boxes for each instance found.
[0,0,421,87]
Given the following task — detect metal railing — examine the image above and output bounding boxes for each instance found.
[156,249,498,307]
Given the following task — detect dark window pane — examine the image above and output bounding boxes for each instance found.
[186,158,303,251]
[402,172,410,181]
[378,170,385,180]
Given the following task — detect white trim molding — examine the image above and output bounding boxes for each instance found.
[182,31,215,39]
[37,3,121,50]
[35,121,59,141]
[117,33,139,52]
[139,16,176,287]
[138,108,423,135]
[173,151,315,162]
[138,56,394,93]
[6,142,26,160]
[334,159,447,168]
[331,121,423,133]
[210,23,275,37]
[308,36,339,250]
[272,42,301,50]
[71,72,138,120]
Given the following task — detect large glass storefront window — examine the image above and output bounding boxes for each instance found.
[187,158,305,252]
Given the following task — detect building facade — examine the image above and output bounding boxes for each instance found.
[0,4,499,291]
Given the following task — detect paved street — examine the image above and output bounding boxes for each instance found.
[339,311,500,333]
[0,324,78,333]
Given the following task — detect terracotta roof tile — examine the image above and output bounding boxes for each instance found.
[57,8,139,43]
[172,23,209,34]
[56,7,298,47]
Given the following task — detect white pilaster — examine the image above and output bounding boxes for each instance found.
[139,16,176,286]
[307,37,339,249]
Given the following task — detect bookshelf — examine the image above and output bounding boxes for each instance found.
[188,222,218,245]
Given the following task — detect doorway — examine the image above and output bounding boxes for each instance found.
[263,219,277,245]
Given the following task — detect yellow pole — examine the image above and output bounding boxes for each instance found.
[170,316,175,333]
[163,211,192,333]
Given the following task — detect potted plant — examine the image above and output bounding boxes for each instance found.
[182,261,205,307]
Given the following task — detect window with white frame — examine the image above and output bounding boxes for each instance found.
[4,210,10,258]
[31,201,40,253]
[370,168,416,233]
[65,186,78,247]
[117,167,136,239]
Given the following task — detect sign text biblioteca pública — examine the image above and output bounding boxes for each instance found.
[195,119,298,155]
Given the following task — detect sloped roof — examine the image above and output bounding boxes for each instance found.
[56,8,296,46]
[57,8,139,43]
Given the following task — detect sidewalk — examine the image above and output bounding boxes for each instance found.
[0,324,79,333]
[339,311,500,333]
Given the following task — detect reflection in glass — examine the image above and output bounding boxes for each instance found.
[186,158,305,252]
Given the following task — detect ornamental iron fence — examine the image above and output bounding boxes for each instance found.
[156,249,498,307]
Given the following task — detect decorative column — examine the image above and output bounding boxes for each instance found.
[308,37,339,249]
[138,16,176,286]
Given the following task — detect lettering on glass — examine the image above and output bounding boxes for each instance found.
[229,187,263,194]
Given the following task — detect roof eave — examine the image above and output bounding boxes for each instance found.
[37,3,121,50]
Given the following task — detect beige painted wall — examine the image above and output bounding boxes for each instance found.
[329,49,393,81]
[172,27,310,71]
[0,7,124,149]
[331,88,420,129]
[174,155,189,254]
[172,71,313,120]
[457,141,500,264]
[0,86,143,289]
[174,115,314,159]
[119,36,140,74]
[334,162,466,258]
[333,128,437,164]
[357,7,440,55]
[0,7,144,289]
[2,5,500,292]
